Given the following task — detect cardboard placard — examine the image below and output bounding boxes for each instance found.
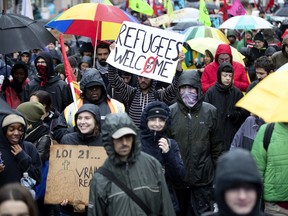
[107,21,184,83]
[44,145,107,205]
[148,14,171,27]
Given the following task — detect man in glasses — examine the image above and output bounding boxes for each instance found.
[201,44,249,93]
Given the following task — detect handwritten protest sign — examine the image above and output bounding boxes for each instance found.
[148,14,171,27]
[45,145,107,206]
[107,21,184,83]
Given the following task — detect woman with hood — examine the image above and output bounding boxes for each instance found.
[204,62,246,150]
[139,101,185,215]
[206,148,270,216]
[1,62,29,109]
[59,104,102,216]
[0,112,42,187]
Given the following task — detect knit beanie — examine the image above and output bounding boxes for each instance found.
[2,114,26,128]
[254,32,265,42]
[17,102,45,124]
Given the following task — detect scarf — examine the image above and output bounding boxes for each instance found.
[180,90,198,108]
[36,65,48,87]
[96,60,108,75]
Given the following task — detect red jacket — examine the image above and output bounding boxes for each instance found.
[201,44,249,93]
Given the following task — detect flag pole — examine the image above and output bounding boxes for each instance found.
[93,21,99,68]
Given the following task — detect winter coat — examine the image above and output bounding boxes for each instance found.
[207,149,268,216]
[251,123,288,202]
[201,44,249,93]
[108,64,182,127]
[230,116,265,151]
[22,52,72,112]
[88,113,175,216]
[204,63,245,150]
[169,70,224,186]
[0,113,42,187]
[60,104,102,146]
[271,35,288,70]
[140,101,185,212]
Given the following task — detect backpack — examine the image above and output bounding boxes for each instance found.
[263,123,275,151]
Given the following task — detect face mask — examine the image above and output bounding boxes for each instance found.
[180,90,198,108]
[36,64,48,78]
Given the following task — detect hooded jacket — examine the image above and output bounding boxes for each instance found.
[0,112,42,187]
[204,63,245,150]
[271,35,288,70]
[212,149,266,216]
[5,62,29,109]
[201,44,249,93]
[169,70,224,186]
[60,104,102,146]
[22,52,72,112]
[88,113,175,216]
[140,101,185,212]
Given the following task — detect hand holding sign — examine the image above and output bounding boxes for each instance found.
[177,51,185,71]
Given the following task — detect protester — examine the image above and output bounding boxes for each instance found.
[95,41,110,87]
[0,112,42,187]
[0,62,29,109]
[53,68,124,142]
[246,56,274,93]
[140,101,185,215]
[79,42,94,58]
[271,35,288,70]
[204,62,246,150]
[230,115,265,151]
[201,43,249,93]
[88,112,175,216]
[252,122,288,215]
[19,50,37,80]
[237,30,255,51]
[29,90,60,137]
[207,148,270,216]
[22,52,72,113]
[108,42,185,127]
[0,182,38,216]
[197,49,214,77]
[227,30,239,49]
[169,70,224,216]
[60,104,102,216]
[78,56,92,75]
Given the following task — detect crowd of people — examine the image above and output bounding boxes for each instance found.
[0,4,288,216]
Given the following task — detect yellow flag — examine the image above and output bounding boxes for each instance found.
[164,0,175,19]
[129,0,153,16]
[199,0,211,26]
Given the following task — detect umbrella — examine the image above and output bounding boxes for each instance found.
[172,8,200,23]
[183,26,229,43]
[0,12,57,54]
[219,15,273,30]
[274,7,288,17]
[276,62,288,72]
[186,37,245,65]
[46,3,140,44]
[236,70,288,123]
[168,21,203,33]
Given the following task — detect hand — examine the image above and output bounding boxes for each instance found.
[0,164,5,173]
[60,199,69,206]
[11,144,23,156]
[176,51,185,71]
[158,138,170,154]
[109,42,116,51]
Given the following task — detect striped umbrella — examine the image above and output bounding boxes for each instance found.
[183,26,229,43]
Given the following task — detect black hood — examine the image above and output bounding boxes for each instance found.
[11,61,28,82]
[217,62,234,84]
[80,68,107,98]
[74,104,101,133]
[34,52,55,77]
[214,149,263,216]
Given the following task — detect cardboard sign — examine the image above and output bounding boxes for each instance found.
[107,21,184,83]
[45,145,107,205]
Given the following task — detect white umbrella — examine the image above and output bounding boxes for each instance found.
[219,15,273,30]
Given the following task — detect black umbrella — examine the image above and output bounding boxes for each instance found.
[0,97,14,115]
[0,11,57,54]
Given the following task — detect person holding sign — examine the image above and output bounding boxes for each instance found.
[88,112,175,216]
[108,42,185,128]
[59,104,102,216]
